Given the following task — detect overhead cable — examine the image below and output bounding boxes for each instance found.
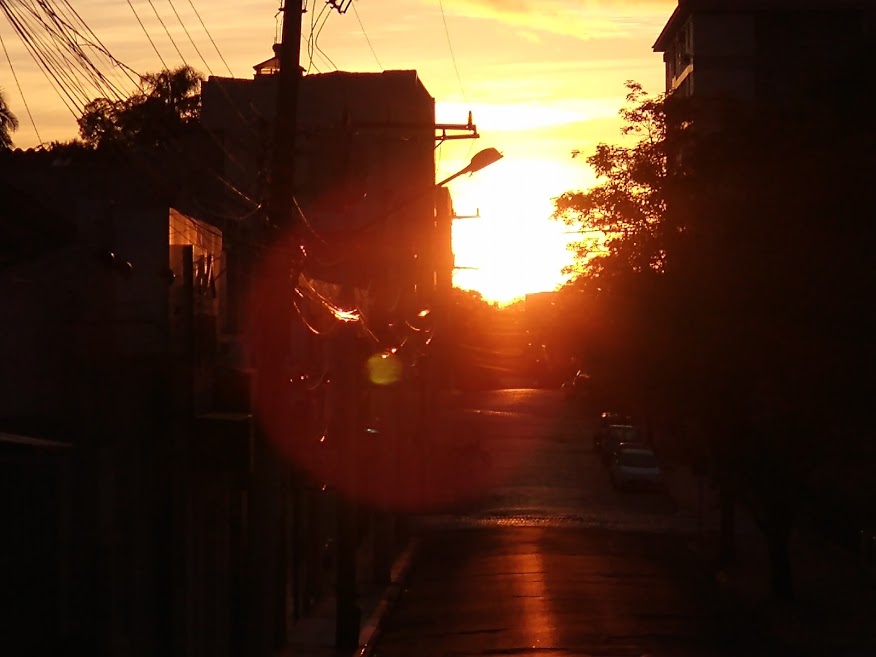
[438,0,467,104]
[0,29,42,142]
[165,0,213,75]
[352,0,382,71]
[125,0,169,69]
[145,0,189,65]
[313,1,336,70]
[185,0,233,76]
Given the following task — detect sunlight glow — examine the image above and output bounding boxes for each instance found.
[0,0,667,306]
[444,156,583,304]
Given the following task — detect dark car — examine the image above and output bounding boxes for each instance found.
[597,424,641,464]
[593,412,633,451]
[610,443,663,490]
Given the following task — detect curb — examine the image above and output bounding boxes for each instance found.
[356,537,420,657]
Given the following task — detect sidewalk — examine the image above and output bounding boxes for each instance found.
[281,536,417,657]
[663,462,876,657]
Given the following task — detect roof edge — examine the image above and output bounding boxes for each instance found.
[654,4,688,52]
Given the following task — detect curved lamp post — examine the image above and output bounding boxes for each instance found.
[432,147,503,395]
[437,147,504,187]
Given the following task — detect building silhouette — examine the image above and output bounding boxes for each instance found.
[654,0,876,100]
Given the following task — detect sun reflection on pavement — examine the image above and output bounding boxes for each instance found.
[513,544,557,650]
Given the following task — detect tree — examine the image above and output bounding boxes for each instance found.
[448,288,505,390]
[555,82,876,600]
[0,87,19,150]
[77,65,204,149]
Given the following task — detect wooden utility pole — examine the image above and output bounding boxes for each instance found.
[332,116,362,656]
[249,2,304,655]
[329,301,362,653]
[269,0,304,228]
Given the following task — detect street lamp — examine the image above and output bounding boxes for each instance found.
[433,146,503,302]
[437,147,504,186]
[434,147,503,296]
[432,148,503,397]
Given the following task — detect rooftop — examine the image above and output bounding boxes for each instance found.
[654,0,876,51]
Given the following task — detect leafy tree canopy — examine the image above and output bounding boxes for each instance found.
[554,80,876,597]
[77,65,204,149]
[0,87,19,150]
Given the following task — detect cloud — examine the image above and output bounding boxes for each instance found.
[454,0,674,10]
[437,0,675,40]
[437,98,621,132]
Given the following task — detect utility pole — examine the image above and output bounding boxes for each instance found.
[330,294,362,653]
[250,2,304,655]
[269,0,304,229]
[434,187,455,394]
[332,114,362,656]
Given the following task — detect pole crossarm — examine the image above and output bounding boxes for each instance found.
[326,0,353,13]
[347,120,479,142]
[435,123,479,141]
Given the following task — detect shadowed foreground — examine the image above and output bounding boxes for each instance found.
[373,526,785,657]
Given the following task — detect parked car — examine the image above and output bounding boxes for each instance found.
[599,411,633,424]
[595,411,633,439]
[610,444,663,490]
[597,423,640,463]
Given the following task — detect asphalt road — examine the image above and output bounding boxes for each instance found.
[423,388,681,531]
[372,389,787,657]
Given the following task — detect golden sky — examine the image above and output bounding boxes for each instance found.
[0,0,676,303]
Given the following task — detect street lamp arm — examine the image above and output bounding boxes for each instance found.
[437,147,503,187]
[436,168,470,187]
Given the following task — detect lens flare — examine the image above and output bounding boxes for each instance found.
[367,351,403,385]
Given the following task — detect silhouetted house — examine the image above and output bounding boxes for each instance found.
[0,150,239,657]
[202,68,437,313]
[654,0,876,100]
[200,65,440,654]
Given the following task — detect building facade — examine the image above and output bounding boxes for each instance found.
[0,152,234,657]
[654,0,876,100]
[202,69,436,293]
[201,65,441,655]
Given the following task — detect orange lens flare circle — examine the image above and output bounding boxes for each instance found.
[245,231,532,511]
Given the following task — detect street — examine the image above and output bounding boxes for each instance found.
[424,389,679,531]
[372,389,787,657]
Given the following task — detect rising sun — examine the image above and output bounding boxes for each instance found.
[445,156,579,305]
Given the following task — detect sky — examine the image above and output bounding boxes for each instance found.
[0,0,677,303]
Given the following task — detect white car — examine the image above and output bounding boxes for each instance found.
[610,445,663,490]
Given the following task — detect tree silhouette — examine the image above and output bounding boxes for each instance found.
[77,65,204,149]
[0,88,19,150]
[555,82,876,600]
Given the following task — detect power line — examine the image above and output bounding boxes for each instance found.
[33,1,130,99]
[437,0,467,104]
[46,1,135,93]
[165,0,213,75]
[306,0,329,73]
[0,27,42,142]
[56,0,142,86]
[1,3,85,115]
[185,0,233,76]
[5,3,95,104]
[313,1,336,70]
[4,2,262,213]
[144,0,188,65]
[125,0,169,70]
[352,0,382,71]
